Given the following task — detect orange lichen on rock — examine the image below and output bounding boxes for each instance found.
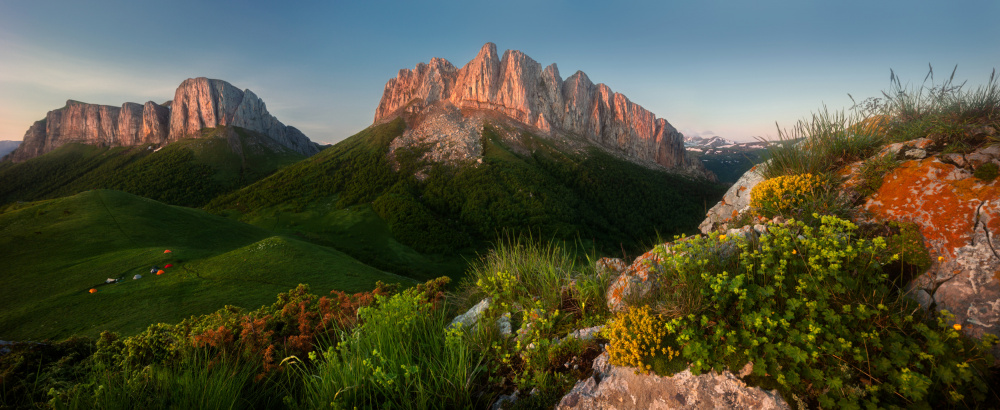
[864,158,1000,259]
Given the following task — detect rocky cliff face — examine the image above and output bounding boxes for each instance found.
[375,43,712,179]
[169,78,318,156]
[7,78,318,162]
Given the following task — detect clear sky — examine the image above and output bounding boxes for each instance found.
[1,0,997,144]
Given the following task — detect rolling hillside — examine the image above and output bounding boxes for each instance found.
[207,119,726,276]
[0,190,412,340]
[0,126,307,209]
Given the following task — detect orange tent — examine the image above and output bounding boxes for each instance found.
[164,250,172,254]
[157,270,165,275]
[164,264,174,268]
[89,288,97,294]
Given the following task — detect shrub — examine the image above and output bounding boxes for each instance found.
[749,174,824,218]
[637,216,996,407]
[604,305,680,373]
[974,162,999,182]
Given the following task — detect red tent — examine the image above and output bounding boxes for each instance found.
[164,249,172,254]
[88,288,97,294]
[164,264,174,268]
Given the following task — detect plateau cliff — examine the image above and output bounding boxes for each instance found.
[7,78,318,162]
[375,43,713,179]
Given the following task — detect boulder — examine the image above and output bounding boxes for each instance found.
[557,352,789,409]
[699,163,767,234]
[863,156,1000,360]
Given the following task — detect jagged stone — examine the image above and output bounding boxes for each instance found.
[557,352,789,409]
[595,257,627,277]
[699,162,767,234]
[449,298,490,330]
[374,43,714,179]
[565,326,604,341]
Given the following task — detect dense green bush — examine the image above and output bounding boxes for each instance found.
[608,216,996,408]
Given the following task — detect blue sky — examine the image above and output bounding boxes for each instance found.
[1,1,997,144]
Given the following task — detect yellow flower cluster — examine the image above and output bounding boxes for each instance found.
[604,305,676,371]
[750,173,823,217]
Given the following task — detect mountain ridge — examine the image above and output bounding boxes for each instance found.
[374,43,714,180]
[6,78,319,163]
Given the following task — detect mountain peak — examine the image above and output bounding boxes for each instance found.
[374,44,714,179]
[7,78,319,162]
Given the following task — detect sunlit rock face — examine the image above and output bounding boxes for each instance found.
[8,78,318,162]
[375,43,713,179]
[168,78,318,155]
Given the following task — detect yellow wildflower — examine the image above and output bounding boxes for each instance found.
[953,324,962,331]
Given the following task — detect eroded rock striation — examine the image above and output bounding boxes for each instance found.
[375,43,713,179]
[8,78,318,162]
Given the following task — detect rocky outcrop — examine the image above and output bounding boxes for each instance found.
[699,162,767,233]
[168,78,319,156]
[860,142,1000,360]
[557,352,789,409]
[7,78,319,162]
[699,137,1000,360]
[7,100,171,162]
[375,43,713,179]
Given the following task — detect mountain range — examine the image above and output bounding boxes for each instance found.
[0,43,726,340]
[5,78,320,163]
[0,141,19,158]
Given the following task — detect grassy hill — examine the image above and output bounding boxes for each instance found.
[0,189,413,340]
[0,126,306,208]
[207,119,726,277]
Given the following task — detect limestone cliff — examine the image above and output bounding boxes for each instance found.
[7,78,319,162]
[375,43,712,179]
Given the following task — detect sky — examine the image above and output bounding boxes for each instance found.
[1,1,997,144]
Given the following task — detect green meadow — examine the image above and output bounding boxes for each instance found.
[0,189,413,340]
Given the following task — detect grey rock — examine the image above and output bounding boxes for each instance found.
[557,352,789,409]
[565,326,604,341]
[449,298,490,330]
[904,148,927,159]
[699,162,767,234]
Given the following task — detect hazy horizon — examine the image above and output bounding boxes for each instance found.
[1,0,997,145]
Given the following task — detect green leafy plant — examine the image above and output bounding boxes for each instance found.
[629,216,996,408]
[974,162,999,182]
